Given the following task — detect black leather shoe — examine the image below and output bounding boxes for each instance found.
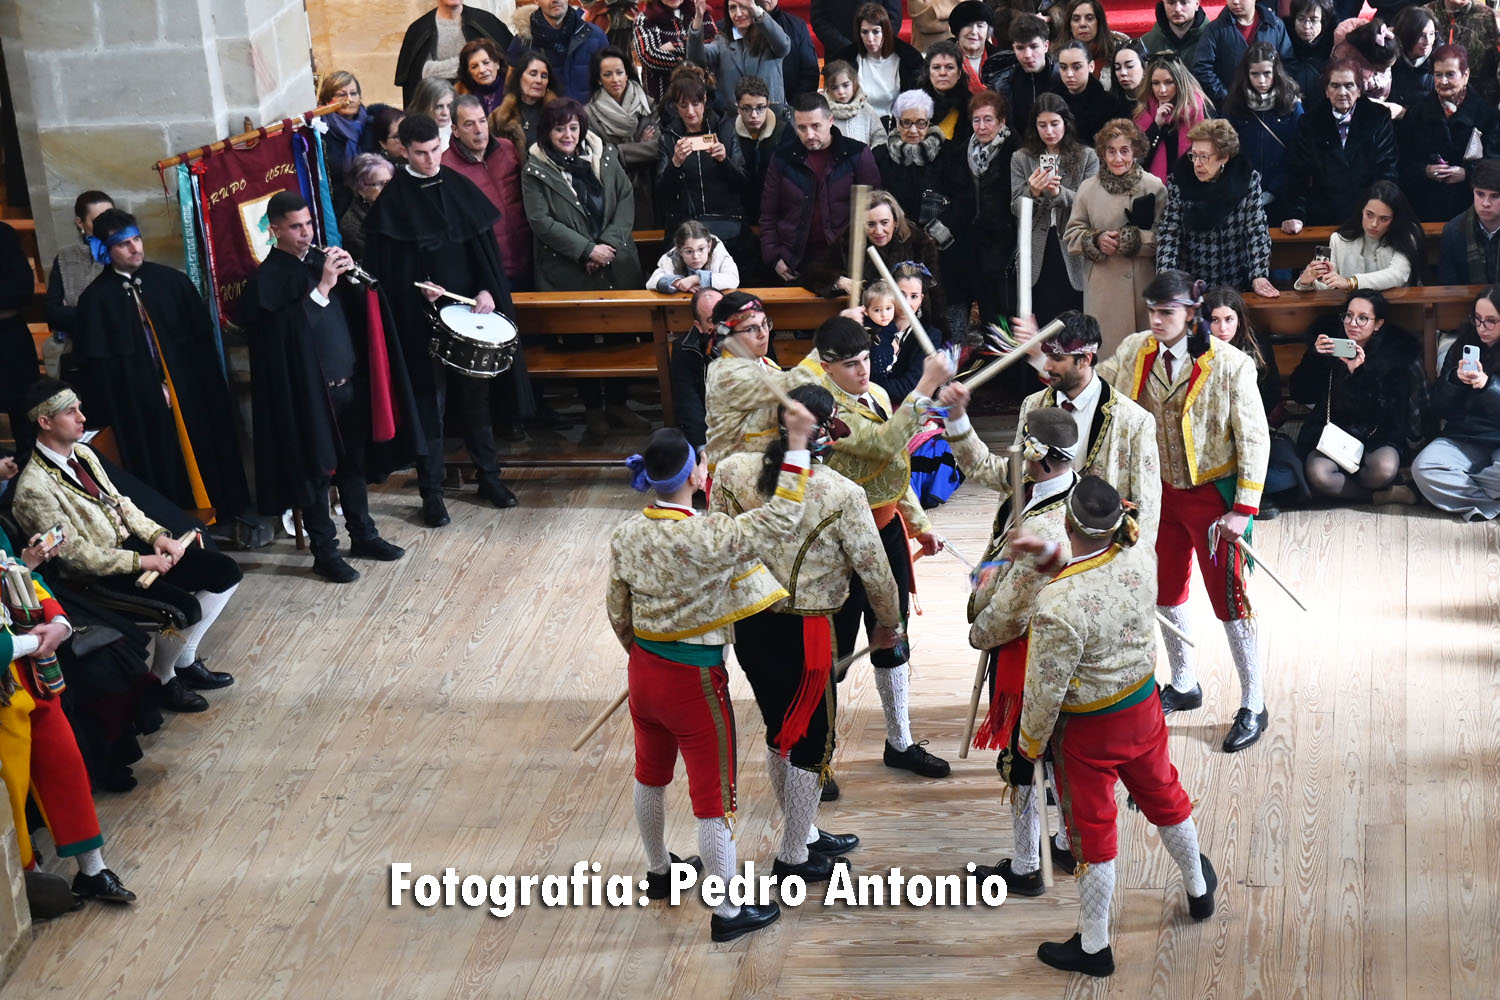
[1222,707,1269,753]
[312,555,360,584]
[710,901,780,942]
[807,830,859,855]
[159,677,208,713]
[820,775,840,801]
[645,853,702,900]
[72,869,137,904]
[1037,933,1115,977]
[349,536,405,561]
[1188,853,1217,920]
[973,858,1045,897]
[1050,839,1078,876]
[176,658,234,690]
[422,493,451,527]
[477,476,519,509]
[772,851,848,884]
[1159,683,1203,714]
[884,740,951,778]
[25,870,84,919]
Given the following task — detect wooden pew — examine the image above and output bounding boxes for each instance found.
[1241,284,1483,380]
[1267,222,1446,274]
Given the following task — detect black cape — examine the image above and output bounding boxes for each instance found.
[242,247,425,516]
[73,261,249,517]
[0,221,37,412]
[363,166,534,417]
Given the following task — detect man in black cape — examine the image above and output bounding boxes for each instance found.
[73,209,249,523]
[243,191,422,583]
[363,112,531,527]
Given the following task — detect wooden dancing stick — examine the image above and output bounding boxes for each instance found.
[571,689,630,752]
[847,184,871,312]
[1155,611,1197,648]
[720,333,795,408]
[1234,536,1309,612]
[414,281,479,307]
[941,539,975,570]
[135,530,201,589]
[833,643,872,682]
[958,648,988,760]
[1036,763,1055,888]
[865,246,938,357]
[1017,197,1034,318]
[959,317,1067,392]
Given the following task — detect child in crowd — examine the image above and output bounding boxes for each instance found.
[822,60,887,147]
[647,219,741,293]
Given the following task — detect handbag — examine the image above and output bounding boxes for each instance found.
[1315,368,1365,475]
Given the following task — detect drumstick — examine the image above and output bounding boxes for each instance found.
[571,688,630,752]
[959,317,1067,391]
[847,184,871,312]
[958,647,988,760]
[720,335,795,408]
[1036,763,1055,888]
[1017,197,1034,318]
[866,246,937,357]
[1234,536,1308,611]
[135,530,202,589]
[1155,611,1197,648]
[414,281,479,307]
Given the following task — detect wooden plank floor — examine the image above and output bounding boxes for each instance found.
[7,442,1499,999]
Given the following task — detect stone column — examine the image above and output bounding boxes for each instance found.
[0,0,317,268]
[0,806,30,990]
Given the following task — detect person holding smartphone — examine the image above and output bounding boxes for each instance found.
[1288,290,1425,504]
[1413,286,1500,519]
[1293,180,1424,292]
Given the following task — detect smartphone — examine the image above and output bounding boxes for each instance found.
[1460,344,1481,372]
[686,134,716,153]
[1039,152,1060,176]
[38,523,65,551]
[1314,245,1332,263]
[1328,338,1358,359]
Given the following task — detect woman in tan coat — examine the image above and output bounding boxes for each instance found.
[1064,117,1164,360]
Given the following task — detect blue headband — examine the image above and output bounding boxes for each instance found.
[90,225,141,264]
[625,446,697,494]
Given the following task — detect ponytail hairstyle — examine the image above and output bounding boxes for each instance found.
[625,427,698,494]
[758,383,839,497]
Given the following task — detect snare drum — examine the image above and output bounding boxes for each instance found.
[428,304,519,377]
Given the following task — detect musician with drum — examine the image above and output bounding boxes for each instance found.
[245,191,423,582]
[363,112,533,528]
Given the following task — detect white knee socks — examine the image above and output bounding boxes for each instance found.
[1077,859,1116,953]
[874,663,913,751]
[698,817,739,919]
[634,781,670,874]
[75,848,105,877]
[1158,818,1207,896]
[1157,604,1196,692]
[150,632,185,683]
[1223,618,1264,713]
[177,583,238,667]
[1010,783,1041,875]
[779,766,821,865]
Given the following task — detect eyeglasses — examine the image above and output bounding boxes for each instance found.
[1473,313,1500,330]
[1187,151,1217,164]
[334,88,360,101]
[1328,81,1358,91]
[898,118,931,131]
[1342,312,1375,327]
[736,320,771,336]
[1295,15,1321,25]
[738,103,769,114]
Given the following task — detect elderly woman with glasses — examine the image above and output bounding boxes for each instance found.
[1157,118,1277,297]
[339,154,395,262]
[1413,286,1500,518]
[874,90,972,270]
[1279,59,1398,232]
[1288,289,1424,504]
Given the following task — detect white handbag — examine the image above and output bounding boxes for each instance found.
[1315,369,1365,475]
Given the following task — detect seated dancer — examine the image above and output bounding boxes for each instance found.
[1014,310,1161,542]
[244,191,422,584]
[605,408,817,943]
[1014,476,1215,978]
[701,291,817,476]
[937,387,1080,895]
[1,530,136,906]
[710,384,900,882]
[1096,271,1271,752]
[803,316,954,781]
[12,380,242,713]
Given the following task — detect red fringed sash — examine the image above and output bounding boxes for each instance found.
[365,286,397,441]
[778,615,833,755]
[972,635,1028,750]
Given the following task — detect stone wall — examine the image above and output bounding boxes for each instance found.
[306,0,517,109]
[0,806,30,990]
[0,0,317,267]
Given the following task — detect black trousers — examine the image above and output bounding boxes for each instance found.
[734,609,837,772]
[300,381,377,559]
[416,358,498,491]
[99,540,242,625]
[831,516,911,670]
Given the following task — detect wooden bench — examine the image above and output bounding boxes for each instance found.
[1267,222,1446,274]
[1242,283,1483,380]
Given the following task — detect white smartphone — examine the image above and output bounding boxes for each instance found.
[1328,338,1358,359]
[1039,152,1059,176]
[1460,344,1481,373]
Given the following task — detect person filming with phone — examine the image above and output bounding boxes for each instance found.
[1413,286,1500,519]
[1288,290,1425,505]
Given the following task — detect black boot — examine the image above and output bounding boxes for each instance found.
[477,475,518,509]
[312,554,360,583]
[422,492,451,527]
[349,536,406,561]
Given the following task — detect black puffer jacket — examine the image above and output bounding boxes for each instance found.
[1289,319,1427,459]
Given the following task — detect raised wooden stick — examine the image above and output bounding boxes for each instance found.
[847,184,871,312]
[959,317,1066,391]
[1017,196,1034,318]
[1036,763,1055,887]
[570,689,630,752]
[135,530,201,589]
[1155,610,1197,647]
[958,648,988,760]
[941,539,975,570]
[414,281,478,307]
[833,643,872,682]
[866,246,937,357]
[720,334,794,407]
[1234,536,1308,611]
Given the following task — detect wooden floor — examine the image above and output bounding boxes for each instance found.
[7,446,1499,999]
